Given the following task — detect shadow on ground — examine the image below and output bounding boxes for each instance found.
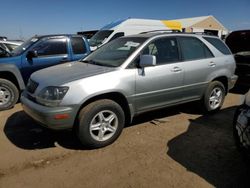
[4,102,250,186]
[167,106,250,187]
[4,102,201,150]
[3,111,84,150]
[131,101,202,126]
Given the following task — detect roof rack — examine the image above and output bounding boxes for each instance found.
[140,30,218,37]
[140,30,181,34]
[187,32,217,36]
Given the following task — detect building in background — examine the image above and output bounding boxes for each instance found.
[171,15,228,38]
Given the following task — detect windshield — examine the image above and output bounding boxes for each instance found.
[11,37,39,56]
[89,30,114,47]
[82,37,147,67]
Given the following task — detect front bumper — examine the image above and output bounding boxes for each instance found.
[21,93,77,130]
[228,75,238,90]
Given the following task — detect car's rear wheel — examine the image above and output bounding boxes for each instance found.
[0,78,19,111]
[203,81,225,112]
[77,99,125,148]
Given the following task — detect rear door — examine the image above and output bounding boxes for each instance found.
[177,36,215,101]
[134,37,184,112]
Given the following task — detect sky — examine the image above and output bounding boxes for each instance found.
[1,0,250,40]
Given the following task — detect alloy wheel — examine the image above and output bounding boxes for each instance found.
[89,110,118,142]
[0,86,11,106]
[209,87,222,110]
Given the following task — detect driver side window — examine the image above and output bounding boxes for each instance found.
[142,37,180,65]
[32,38,67,56]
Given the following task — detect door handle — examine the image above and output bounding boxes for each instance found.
[209,61,216,67]
[171,67,182,72]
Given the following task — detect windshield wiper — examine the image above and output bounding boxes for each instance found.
[80,60,90,63]
[80,60,103,66]
[80,59,115,67]
[80,60,96,64]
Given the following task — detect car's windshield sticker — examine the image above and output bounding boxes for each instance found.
[124,41,140,47]
[31,38,38,42]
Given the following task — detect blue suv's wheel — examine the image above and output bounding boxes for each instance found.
[0,78,19,111]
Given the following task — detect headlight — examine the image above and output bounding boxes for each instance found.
[36,86,69,107]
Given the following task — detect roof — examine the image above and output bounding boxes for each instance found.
[20,34,87,41]
[172,15,227,30]
[125,31,220,39]
[100,18,182,31]
[33,34,84,39]
[0,40,22,45]
[172,16,210,28]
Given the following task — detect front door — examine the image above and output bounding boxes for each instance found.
[134,37,184,112]
[20,37,69,84]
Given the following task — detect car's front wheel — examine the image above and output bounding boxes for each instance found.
[77,99,125,148]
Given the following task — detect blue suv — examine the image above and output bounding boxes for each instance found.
[0,34,91,110]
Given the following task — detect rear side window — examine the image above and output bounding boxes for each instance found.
[203,37,231,55]
[71,37,87,54]
[179,37,214,61]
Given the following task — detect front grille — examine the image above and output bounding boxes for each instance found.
[27,79,39,94]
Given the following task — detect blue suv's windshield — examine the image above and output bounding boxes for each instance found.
[11,37,39,56]
[83,37,147,67]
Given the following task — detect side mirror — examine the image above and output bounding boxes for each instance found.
[26,50,38,60]
[139,55,156,68]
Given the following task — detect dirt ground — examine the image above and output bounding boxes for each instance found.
[1,90,250,188]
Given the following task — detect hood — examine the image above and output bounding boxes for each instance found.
[0,55,20,63]
[226,30,250,54]
[31,61,115,86]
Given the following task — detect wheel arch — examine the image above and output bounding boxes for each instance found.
[0,71,21,90]
[0,64,25,90]
[74,92,132,128]
[212,76,228,94]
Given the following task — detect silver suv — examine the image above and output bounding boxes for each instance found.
[21,32,238,148]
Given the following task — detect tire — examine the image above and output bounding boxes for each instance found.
[77,99,125,148]
[203,81,225,113]
[0,78,19,111]
[233,105,250,160]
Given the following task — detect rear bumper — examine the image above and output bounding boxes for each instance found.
[21,93,77,130]
[228,75,238,90]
